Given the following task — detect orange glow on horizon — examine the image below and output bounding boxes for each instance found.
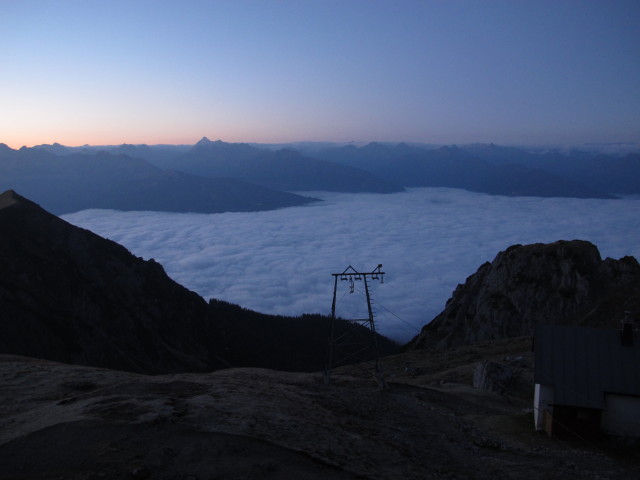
[1,134,205,150]
[0,131,371,150]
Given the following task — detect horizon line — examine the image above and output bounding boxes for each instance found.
[3,137,640,151]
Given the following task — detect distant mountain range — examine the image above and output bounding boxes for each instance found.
[0,138,401,214]
[0,144,318,215]
[458,143,640,195]
[313,142,639,199]
[170,137,402,193]
[39,137,402,193]
[2,138,638,215]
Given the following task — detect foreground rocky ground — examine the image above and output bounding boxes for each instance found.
[2,339,639,480]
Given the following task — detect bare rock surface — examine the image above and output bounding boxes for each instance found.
[473,360,513,393]
[409,240,640,350]
[2,349,638,480]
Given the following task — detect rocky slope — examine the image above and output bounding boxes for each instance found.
[0,189,219,373]
[0,190,395,374]
[408,240,640,350]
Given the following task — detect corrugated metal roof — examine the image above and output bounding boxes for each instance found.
[534,324,640,409]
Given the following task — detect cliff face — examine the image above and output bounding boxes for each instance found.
[409,240,640,350]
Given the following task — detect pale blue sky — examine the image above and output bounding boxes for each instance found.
[1,0,639,148]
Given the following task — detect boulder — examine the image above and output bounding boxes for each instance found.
[473,360,513,393]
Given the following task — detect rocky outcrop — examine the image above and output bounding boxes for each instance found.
[409,240,640,350]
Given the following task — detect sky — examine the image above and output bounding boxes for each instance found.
[63,188,640,342]
[2,0,639,148]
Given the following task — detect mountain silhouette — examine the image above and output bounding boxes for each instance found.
[315,143,618,199]
[0,146,317,214]
[156,139,403,193]
[17,139,634,199]
[461,143,640,194]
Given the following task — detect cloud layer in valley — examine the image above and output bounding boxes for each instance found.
[63,188,640,342]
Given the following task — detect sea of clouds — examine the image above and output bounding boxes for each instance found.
[63,188,640,342]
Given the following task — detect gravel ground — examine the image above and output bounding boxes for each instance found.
[1,344,638,480]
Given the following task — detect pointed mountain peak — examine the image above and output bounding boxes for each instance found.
[194,137,228,150]
[196,136,214,146]
[0,190,41,211]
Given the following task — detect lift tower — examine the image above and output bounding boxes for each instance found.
[325,264,386,387]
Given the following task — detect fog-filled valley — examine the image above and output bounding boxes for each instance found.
[3,137,639,341]
[63,187,640,342]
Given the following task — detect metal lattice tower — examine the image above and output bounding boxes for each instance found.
[325,264,386,388]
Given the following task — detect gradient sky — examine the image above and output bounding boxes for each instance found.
[2,0,639,148]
